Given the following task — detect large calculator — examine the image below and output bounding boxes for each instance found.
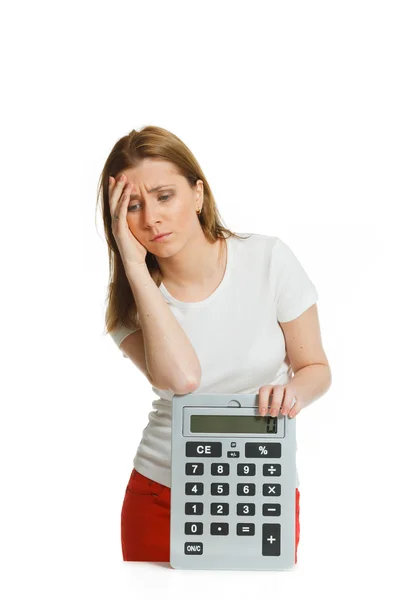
[170,392,297,571]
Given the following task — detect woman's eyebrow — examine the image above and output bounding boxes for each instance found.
[129,184,176,200]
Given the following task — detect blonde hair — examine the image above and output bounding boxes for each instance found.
[96,125,250,337]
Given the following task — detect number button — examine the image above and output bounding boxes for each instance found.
[185,522,203,535]
[185,482,204,495]
[185,503,203,515]
[237,483,256,496]
[237,463,256,476]
[210,482,229,495]
[186,463,204,475]
[237,503,256,515]
[210,503,229,515]
[211,463,230,475]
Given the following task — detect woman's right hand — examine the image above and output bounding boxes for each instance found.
[109,175,148,267]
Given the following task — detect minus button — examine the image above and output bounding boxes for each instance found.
[262,503,281,516]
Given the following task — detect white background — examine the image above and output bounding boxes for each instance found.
[2,0,399,598]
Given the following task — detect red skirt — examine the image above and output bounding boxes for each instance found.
[121,468,300,564]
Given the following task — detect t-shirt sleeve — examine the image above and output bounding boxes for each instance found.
[271,237,319,322]
[108,324,141,358]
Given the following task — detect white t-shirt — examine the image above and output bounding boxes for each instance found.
[109,233,319,488]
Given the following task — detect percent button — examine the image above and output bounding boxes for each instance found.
[245,443,282,458]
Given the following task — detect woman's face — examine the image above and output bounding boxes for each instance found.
[119,158,203,254]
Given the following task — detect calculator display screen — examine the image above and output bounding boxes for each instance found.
[190,415,277,434]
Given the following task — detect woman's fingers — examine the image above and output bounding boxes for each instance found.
[267,385,285,416]
[109,174,127,215]
[258,384,297,417]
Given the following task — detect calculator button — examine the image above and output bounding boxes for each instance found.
[185,463,204,476]
[210,503,229,515]
[227,450,239,458]
[210,482,229,495]
[262,503,281,516]
[211,463,230,476]
[237,483,256,495]
[185,503,203,515]
[185,482,204,495]
[245,442,281,458]
[185,522,203,535]
[263,483,281,496]
[237,463,256,476]
[262,524,281,556]
[263,463,281,476]
[237,523,255,535]
[186,441,222,457]
[184,542,203,555]
[237,503,256,515]
[210,523,229,535]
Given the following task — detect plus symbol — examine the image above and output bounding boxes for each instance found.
[267,535,276,544]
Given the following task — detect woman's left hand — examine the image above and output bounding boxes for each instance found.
[258,383,302,419]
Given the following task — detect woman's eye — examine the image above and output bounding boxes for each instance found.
[128,194,171,212]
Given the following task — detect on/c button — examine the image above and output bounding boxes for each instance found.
[184,542,203,555]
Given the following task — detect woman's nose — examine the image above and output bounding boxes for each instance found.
[143,205,162,226]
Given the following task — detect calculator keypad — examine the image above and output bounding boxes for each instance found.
[184,441,284,556]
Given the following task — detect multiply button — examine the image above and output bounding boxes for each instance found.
[263,483,281,496]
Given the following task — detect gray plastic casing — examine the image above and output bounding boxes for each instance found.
[170,392,297,571]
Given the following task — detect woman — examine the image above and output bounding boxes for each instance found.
[100,125,332,564]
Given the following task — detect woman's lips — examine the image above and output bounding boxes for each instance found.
[153,233,171,241]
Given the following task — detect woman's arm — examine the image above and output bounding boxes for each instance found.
[280,303,332,414]
[259,304,332,417]
[126,264,202,393]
